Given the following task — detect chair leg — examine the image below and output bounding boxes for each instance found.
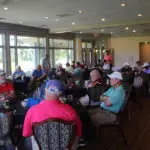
[117,126,128,146]
[98,127,101,142]
[127,106,131,120]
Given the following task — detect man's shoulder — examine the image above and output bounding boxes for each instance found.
[26,103,41,115]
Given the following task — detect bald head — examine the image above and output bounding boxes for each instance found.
[90,69,101,82]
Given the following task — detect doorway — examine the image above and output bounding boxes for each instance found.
[139,42,150,64]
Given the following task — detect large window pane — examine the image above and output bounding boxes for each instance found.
[10,35,16,46]
[55,49,68,68]
[39,38,46,47]
[0,48,3,69]
[17,48,36,73]
[17,36,38,47]
[69,40,73,48]
[68,49,73,63]
[10,48,16,73]
[39,49,46,65]
[0,35,2,46]
[49,39,54,47]
[53,39,68,48]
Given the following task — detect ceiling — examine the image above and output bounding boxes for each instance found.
[0,0,150,36]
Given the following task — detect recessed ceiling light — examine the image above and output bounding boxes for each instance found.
[121,3,127,7]
[101,18,105,21]
[133,29,136,32]
[45,16,48,19]
[137,13,142,17]
[80,32,83,34]
[72,22,76,25]
[78,10,82,14]
[125,27,129,30]
[4,6,8,10]
[101,29,104,32]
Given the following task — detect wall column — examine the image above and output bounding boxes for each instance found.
[75,37,82,62]
[4,32,11,75]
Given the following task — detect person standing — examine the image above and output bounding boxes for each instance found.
[41,53,51,73]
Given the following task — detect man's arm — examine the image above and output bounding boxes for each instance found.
[100,95,112,106]
[23,109,33,137]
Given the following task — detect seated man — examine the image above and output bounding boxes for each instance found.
[13,65,25,80]
[23,80,82,149]
[143,62,150,74]
[79,68,106,106]
[72,62,83,85]
[0,70,15,102]
[32,64,47,81]
[89,71,125,126]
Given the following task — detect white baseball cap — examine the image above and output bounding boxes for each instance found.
[123,62,130,66]
[108,71,123,80]
[143,62,149,68]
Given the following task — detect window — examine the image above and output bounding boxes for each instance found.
[54,49,73,67]
[53,39,68,48]
[17,48,36,72]
[0,34,4,69]
[0,35,3,46]
[10,35,46,74]
[49,39,74,68]
[0,48,3,69]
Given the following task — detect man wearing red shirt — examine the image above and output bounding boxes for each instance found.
[23,79,82,149]
[0,70,15,101]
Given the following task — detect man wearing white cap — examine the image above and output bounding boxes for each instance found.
[90,71,125,125]
[143,62,150,74]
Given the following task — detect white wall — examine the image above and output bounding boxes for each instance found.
[110,36,150,67]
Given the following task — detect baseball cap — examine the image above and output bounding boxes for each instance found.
[45,80,64,94]
[108,71,123,80]
[0,70,6,76]
[123,62,130,66]
[143,62,149,68]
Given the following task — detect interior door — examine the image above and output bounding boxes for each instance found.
[140,43,150,64]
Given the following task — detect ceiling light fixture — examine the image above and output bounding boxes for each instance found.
[45,16,48,19]
[72,22,76,25]
[101,18,105,21]
[145,42,147,44]
[137,13,142,17]
[101,29,104,32]
[78,10,82,14]
[80,32,83,34]
[121,3,127,7]
[111,32,114,34]
[125,27,129,30]
[133,29,136,32]
[4,6,8,10]
[19,21,23,24]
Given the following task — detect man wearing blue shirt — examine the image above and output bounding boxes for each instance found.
[32,65,47,81]
[90,71,125,126]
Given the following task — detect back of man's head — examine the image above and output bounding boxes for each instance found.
[45,80,64,100]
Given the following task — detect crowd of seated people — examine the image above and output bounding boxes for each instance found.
[1,59,150,150]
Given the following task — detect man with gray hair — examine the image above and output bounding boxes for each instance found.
[90,71,125,126]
